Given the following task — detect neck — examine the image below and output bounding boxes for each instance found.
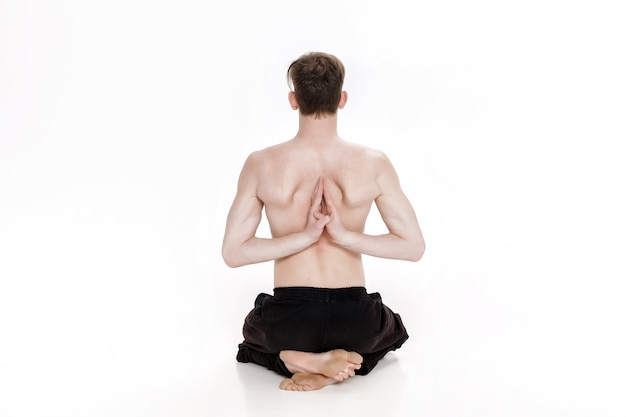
[293,113,340,143]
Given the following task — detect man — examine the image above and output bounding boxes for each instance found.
[222,52,425,391]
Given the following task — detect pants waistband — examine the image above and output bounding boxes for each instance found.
[273,286,368,301]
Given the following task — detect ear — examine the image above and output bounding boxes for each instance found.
[288,91,299,110]
[338,91,348,109]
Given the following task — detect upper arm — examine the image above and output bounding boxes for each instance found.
[222,153,264,258]
[374,152,423,243]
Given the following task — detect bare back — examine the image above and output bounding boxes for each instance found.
[256,139,382,288]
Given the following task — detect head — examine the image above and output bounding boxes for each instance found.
[287,52,347,119]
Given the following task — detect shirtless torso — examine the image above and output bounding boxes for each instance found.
[224,52,424,391]
[260,138,375,288]
[222,129,424,289]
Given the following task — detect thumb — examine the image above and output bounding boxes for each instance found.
[318,214,331,226]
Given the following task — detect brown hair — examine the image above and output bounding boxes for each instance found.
[287,52,345,118]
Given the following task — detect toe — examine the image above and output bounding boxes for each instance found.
[348,351,363,364]
[279,378,294,390]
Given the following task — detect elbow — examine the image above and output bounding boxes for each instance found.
[407,240,425,262]
[223,257,240,268]
[222,246,244,268]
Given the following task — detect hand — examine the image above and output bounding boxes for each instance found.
[304,177,331,243]
[321,177,349,244]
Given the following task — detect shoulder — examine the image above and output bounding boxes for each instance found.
[241,143,282,170]
[245,141,291,165]
[341,142,400,187]
[237,142,292,187]
[237,148,270,189]
[340,140,393,169]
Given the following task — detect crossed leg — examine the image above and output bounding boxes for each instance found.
[278,349,363,391]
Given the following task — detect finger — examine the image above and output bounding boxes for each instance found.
[318,176,325,203]
[311,177,324,207]
[315,213,330,226]
[322,185,337,212]
[311,179,319,204]
[320,216,331,227]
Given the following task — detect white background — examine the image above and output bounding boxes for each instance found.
[1,1,625,416]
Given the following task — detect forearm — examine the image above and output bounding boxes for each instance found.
[222,232,315,268]
[338,231,425,262]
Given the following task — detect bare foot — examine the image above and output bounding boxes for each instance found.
[279,373,338,391]
[279,349,363,381]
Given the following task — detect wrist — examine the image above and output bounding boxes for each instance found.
[335,230,357,249]
[296,230,318,250]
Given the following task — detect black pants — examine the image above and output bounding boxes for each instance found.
[236,287,409,377]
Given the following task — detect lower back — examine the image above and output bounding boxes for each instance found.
[273,234,366,288]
